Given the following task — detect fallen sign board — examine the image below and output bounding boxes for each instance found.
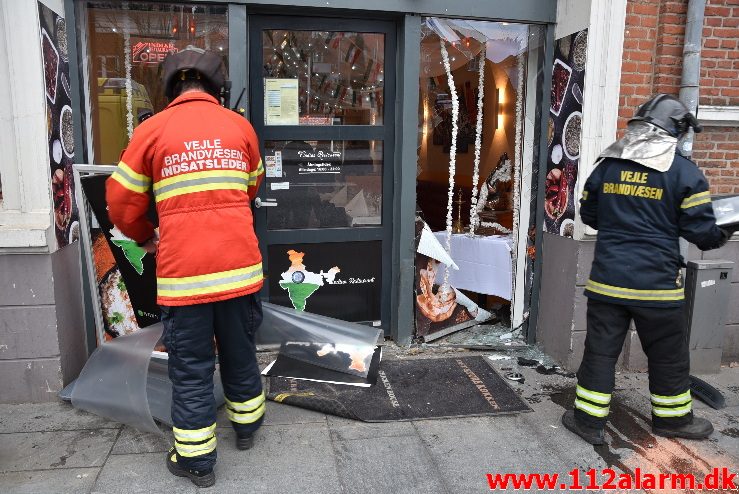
[262,346,382,388]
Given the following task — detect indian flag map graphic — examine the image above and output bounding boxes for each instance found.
[279,249,340,311]
[110,227,146,275]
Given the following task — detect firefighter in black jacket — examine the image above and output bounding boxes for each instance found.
[561,94,736,444]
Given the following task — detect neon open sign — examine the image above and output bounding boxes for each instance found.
[132,41,178,65]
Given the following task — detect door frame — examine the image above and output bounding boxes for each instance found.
[248,15,397,330]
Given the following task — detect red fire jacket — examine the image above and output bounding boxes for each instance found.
[106,91,264,306]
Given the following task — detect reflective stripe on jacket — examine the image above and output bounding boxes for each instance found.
[580,153,723,308]
[106,92,264,306]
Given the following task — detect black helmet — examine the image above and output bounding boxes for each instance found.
[629,93,703,138]
[161,46,226,99]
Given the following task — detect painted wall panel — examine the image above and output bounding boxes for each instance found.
[0,255,55,306]
[0,358,62,403]
[0,306,59,360]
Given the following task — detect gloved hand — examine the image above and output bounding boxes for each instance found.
[136,228,160,254]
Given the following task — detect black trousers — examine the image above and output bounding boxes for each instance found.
[162,293,264,471]
[575,299,692,429]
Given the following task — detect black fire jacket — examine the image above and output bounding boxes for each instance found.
[580,153,724,307]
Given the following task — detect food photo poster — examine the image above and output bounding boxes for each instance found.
[544,29,587,238]
[80,175,161,342]
[39,2,79,248]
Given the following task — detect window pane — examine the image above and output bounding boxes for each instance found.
[416,18,545,234]
[263,140,383,229]
[84,2,228,164]
[263,30,384,126]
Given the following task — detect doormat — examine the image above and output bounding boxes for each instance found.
[266,356,531,421]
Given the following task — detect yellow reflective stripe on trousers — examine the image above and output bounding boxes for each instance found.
[653,402,692,417]
[111,161,151,193]
[681,190,711,209]
[172,423,216,442]
[227,402,266,424]
[586,279,684,301]
[574,399,609,418]
[157,264,263,297]
[651,390,691,406]
[576,385,611,405]
[226,391,265,412]
[154,170,251,202]
[175,436,217,457]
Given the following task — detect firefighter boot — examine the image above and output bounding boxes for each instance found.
[236,432,254,450]
[652,415,714,440]
[166,448,216,488]
[561,410,605,445]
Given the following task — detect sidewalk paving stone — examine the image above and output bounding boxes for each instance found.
[0,402,118,434]
[327,419,417,441]
[0,429,118,473]
[203,424,342,494]
[1,365,737,493]
[413,413,600,494]
[91,452,198,494]
[0,467,99,494]
[109,426,171,455]
[331,433,450,494]
[93,423,341,494]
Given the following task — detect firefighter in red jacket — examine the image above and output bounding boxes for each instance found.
[106,46,265,488]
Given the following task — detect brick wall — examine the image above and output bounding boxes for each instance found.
[618,0,739,193]
[700,0,739,106]
[693,128,739,194]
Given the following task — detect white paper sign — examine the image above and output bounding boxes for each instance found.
[271,182,290,191]
[265,79,299,125]
[265,156,277,178]
[274,151,283,174]
[265,153,283,179]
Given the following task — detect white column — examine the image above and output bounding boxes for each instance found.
[575,0,628,239]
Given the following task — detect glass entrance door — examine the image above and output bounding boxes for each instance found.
[249,16,395,328]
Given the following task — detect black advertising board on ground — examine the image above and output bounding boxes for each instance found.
[262,346,382,387]
[278,342,376,378]
[267,356,531,422]
[81,174,160,329]
[267,241,382,322]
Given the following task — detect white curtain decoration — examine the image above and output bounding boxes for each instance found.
[468,47,486,236]
[510,53,526,297]
[511,53,525,257]
[439,39,459,289]
[123,2,134,139]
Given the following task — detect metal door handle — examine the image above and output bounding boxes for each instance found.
[254,197,278,208]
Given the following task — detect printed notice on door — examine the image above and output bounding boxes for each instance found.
[265,78,299,125]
